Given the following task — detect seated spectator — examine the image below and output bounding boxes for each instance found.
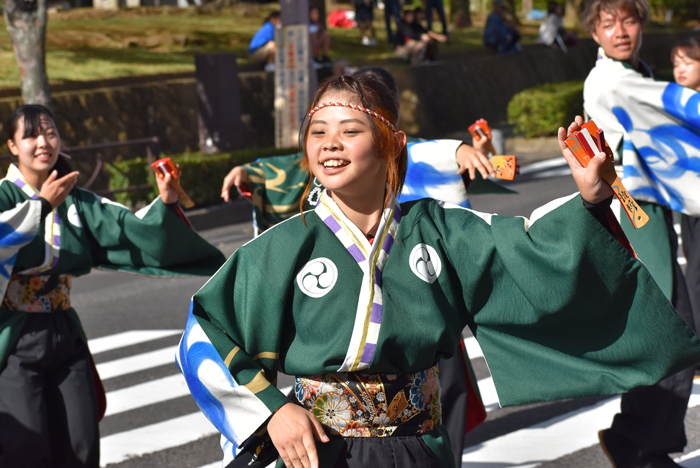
[483,0,521,54]
[395,8,447,65]
[355,0,378,46]
[309,6,332,65]
[536,1,577,51]
[249,11,281,72]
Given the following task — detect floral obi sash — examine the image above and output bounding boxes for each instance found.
[294,366,442,437]
[2,274,71,312]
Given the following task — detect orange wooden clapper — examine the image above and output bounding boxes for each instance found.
[150,157,195,209]
[468,119,518,180]
[564,121,648,228]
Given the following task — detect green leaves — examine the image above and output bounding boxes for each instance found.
[507,80,584,138]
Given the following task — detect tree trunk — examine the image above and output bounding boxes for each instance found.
[3,0,51,108]
[452,0,473,28]
[521,0,533,15]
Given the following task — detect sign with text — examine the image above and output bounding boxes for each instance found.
[274,25,310,149]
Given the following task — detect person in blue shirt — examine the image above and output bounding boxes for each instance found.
[483,0,521,54]
[249,11,281,71]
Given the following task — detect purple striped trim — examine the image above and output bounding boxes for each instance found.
[382,234,394,252]
[324,215,342,233]
[374,266,382,287]
[360,343,377,364]
[347,244,366,263]
[370,302,382,323]
[357,202,401,368]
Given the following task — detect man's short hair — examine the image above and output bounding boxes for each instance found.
[582,0,649,32]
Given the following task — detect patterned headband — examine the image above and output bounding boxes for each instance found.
[307,102,397,133]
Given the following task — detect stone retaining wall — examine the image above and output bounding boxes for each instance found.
[0,32,690,154]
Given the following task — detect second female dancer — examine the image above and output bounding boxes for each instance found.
[0,104,225,467]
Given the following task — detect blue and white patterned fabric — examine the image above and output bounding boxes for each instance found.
[584,49,700,216]
[400,139,472,209]
[176,306,272,467]
[0,166,44,299]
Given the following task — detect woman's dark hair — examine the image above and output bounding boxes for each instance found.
[7,104,73,178]
[548,1,560,13]
[672,37,700,63]
[299,74,407,216]
[266,11,281,23]
[352,67,400,105]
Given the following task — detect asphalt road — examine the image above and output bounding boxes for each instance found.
[74,164,700,468]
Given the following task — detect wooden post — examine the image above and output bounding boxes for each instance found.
[275,0,318,148]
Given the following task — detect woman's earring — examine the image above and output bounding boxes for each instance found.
[307,177,322,206]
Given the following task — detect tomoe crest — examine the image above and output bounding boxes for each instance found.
[409,244,441,284]
[296,258,338,298]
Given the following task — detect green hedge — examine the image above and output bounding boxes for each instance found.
[507,80,585,138]
[106,146,299,209]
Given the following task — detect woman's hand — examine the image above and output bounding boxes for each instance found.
[456,143,495,180]
[156,165,181,205]
[558,116,614,204]
[221,166,250,202]
[39,170,79,208]
[268,403,329,468]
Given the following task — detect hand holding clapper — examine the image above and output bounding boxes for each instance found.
[468,119,518,180]
[564,121,648,228]
[150,157,195,209]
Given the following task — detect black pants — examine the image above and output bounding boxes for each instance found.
[438,352,468,468]
[609,211,696,456]
[682,214,700,330]
[425,0,448,35]
[383,0,401,44]
[0,311,99,468]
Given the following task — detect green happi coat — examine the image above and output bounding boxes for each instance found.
[0,164,225,372]
[183,189,700,467]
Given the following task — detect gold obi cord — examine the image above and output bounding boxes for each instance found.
[294,366,442,437]
[3,274,72,312]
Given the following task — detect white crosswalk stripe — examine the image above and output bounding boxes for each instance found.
[88,330,182,354]
[104,373,190,417]
[95,345,179,380]
[92,330,699,467]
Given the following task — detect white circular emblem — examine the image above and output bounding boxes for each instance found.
[409,244,442,284]
[296,258,338,298]
[67,204,83,228]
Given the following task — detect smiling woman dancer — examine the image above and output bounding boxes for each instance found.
[0,105,224,468]
[180,75,700,468]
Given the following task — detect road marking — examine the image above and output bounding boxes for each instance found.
[105,373,190,416]
[100,411,217,466]
[677,448,700,467]
[89,330,182,355]
[462,396,620,467]
[462,381,700,467]
[464,336,484,359]
[518,157,567,175]
[530,167,574,179]
[96,345,179,380]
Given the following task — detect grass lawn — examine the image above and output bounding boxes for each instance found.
[0,4,544,90]
[0,3,682,90]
